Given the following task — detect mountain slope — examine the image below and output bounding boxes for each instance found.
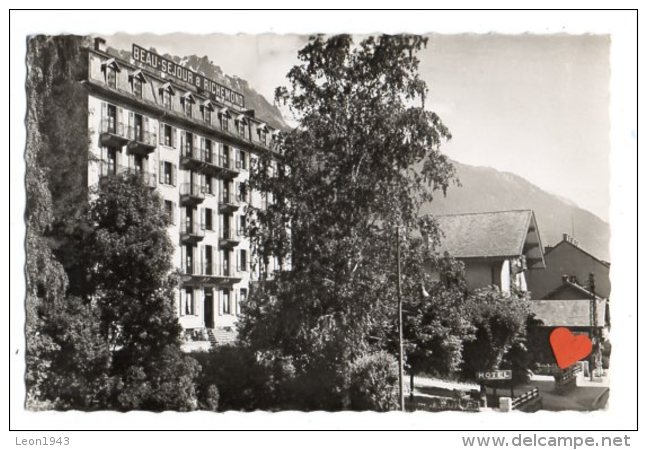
[107,47,288,131]
[421,161,610,261]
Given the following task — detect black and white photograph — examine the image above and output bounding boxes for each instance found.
[9,8,639,440]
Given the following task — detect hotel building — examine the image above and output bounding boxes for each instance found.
[82,38,283,349]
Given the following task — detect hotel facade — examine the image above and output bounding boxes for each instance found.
[82,38,283,349]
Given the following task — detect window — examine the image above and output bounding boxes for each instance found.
[222,289,231,315]
[185,245,194,274]
[133,77,142,98]
[107,104,117,133]
[223,249,230,275]
[204,139,213,163]
[162,90,172,109]
[222,144,230,168]
[238,183,248,203]
[220,114,229,132]
[240,150,247,170]
[204,175,213,195]
[185,132,194,154]
[184,288,194,316]
[239,214,246,235]
[204,108,212,124]
[239,288,247,314]
[182,95,194,118]
[204,208,213,231]
[107,67,117,89]
[161,161,176,185]
[107,147,117,175]
[258,128,267,145]
[164,200,175,225]
[205,245,213,275]
[133,155,144,173]
[237,120,246,137]
[134,114,143,141]
[240,249,247,272]
[163,124,173,147]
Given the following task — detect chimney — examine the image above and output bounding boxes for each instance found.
[94,37,106,52]
[561,274,569,283]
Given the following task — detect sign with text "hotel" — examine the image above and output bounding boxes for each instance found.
[132,43,245,108]
[476,370,512,381]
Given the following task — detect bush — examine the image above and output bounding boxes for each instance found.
[349,351,399,411]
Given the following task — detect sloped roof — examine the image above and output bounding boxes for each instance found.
[434,210,537,259]
[531,299,607,327]
[544,278,606,301]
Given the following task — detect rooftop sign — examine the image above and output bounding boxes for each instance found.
[131,43,245,108]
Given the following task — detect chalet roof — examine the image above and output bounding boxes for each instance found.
[546,237,611,268]
[543,277,606,300]
[434,210,544,263]
[531,299,607,327]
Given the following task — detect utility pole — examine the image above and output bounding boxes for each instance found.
[589,273,597,381]
[396,226,405,411]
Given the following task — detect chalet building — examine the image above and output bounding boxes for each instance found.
[432,210,546,294]
[529,276,609,365]
[526,233,611,300]
[63,37,286,349]
[525,234,611,369]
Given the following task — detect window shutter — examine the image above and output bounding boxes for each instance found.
[180,130,185,153]
[100,102,107,130]
[179,289,186,316]
[159,121,164,142]
[200,173,206,193]
[218,290,224,315]
[236,250,240,273]
[159,160,164,183]
[144,116,149,134]
[128,111,134,139]
[172,127,177,148]
[200,245,205,276]
[172,163,177,186]
[117,107,123,131]
[200,208,206,230]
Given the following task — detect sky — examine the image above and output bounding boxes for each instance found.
[107,32,611,221]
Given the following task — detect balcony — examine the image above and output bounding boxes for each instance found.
[218,192,240,213]
[182,262,242,286]
[180,144,203,171]
[99,162,157,189]
[180,183,205,206]
[126,127,157,155]
[99,118,128,147]
[180,222,205,244]
[202,153,239,179]
[219,227,241,249]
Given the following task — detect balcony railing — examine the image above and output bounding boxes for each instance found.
[201,151,239,179]
[179,183,205,206]
[219,227,241,248]
[180,143,203,170]
[99,118,128,146]
[126,126,157,155]
[218,192,240,213]
[99,162,157,188]
[181,262,242,284]
[180,221,205,244]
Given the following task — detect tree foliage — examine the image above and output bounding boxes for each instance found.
[460,287,531,379]
[239,34,455,409]
[401,252,474,381]
[84,174,201,411]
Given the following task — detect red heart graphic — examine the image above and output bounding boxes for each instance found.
[550,327,593,369]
